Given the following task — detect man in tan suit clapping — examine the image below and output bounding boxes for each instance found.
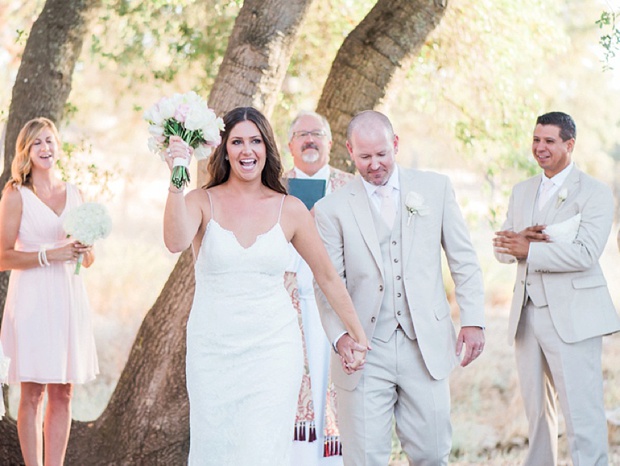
[494,111,620,465]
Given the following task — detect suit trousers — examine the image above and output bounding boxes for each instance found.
[515,300,608,466]
[336,328,451,466]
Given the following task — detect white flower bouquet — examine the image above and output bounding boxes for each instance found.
[63,202,112,274]
[143,91,224,189]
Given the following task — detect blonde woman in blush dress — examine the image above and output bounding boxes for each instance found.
[0,117,98,466]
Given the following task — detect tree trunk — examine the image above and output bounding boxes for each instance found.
[317,0,449,171]
[198,0,314,185]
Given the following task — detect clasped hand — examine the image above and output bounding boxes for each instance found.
[164,136,193,171]
[336,334,370,375]
[493,225,549,260]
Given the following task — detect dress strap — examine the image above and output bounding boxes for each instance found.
[277,194,286,224]
[206,190,215,222]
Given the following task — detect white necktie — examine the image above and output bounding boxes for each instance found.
[538,179,553,211]
[376,185,396,227]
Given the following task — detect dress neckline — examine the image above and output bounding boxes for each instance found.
[23,184,68,218]
[208,219,283,250]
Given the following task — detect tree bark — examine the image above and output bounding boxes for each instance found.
[198,0,314,185]
[317,0,449,171]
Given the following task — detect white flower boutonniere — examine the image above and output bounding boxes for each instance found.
[556,188,568,208]
[405,191,430,226]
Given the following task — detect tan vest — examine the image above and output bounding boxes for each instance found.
[369,204,416,342]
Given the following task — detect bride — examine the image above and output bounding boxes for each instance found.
[162,106,368,465]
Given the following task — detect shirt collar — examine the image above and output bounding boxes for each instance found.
[361,165,400,198]
[293,165,330,181]
[542,162,574,187]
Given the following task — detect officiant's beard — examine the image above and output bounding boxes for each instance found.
[301,151,320,164]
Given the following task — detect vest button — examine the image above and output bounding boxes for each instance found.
[396,275,401,280]
[371,317,376,323]
[397,311,402,316]
[394,258,399,263]
[397,292,402,298]
[392,241,397,245]
[379,285,384,291]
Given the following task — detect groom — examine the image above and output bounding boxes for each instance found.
[313,110,485,465]
[493,111,620,465]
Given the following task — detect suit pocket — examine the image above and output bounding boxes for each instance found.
[572,275,607,289]
[434,303,450,320]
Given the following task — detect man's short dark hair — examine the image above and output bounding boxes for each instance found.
[536,112,576,142]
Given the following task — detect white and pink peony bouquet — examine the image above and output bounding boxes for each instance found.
[143,91,224,189]
[63,202,112,274]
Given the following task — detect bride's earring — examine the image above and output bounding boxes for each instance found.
[224,155,229,161]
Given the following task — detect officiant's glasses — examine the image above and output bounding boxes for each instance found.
[292,130,326,139]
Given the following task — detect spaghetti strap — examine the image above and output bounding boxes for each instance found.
[277,194,286,224]
[206,190,215,222]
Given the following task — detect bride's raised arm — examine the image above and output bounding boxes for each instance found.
[285,196,367,350]
[163,136,204,253]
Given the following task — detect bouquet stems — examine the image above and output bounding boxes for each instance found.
[171,156,191,189]
[75,254,83,275]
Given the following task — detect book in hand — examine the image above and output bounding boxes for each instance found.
[287,178,327,210]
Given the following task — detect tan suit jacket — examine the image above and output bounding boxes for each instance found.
[495,166,620,344]
[314,167,485,390]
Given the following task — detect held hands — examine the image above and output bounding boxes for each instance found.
[456,326,485,367]
[336,333,370,375]
[493,225,549,260]
[164,136,193,172]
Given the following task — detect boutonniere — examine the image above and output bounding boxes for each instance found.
[556,188,568,208]
[405,191,430,226]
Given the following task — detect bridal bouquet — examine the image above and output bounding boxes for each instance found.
[64,202,112,274]
[144,91,224,189]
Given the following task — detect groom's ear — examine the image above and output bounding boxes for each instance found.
[393,134,399,155]
[346,140,354,158]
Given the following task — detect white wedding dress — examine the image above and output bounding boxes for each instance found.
[186,193,303,465]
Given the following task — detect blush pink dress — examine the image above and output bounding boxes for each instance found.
[0,183,98,384]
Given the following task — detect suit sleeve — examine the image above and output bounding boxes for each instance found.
[494,189,519,264]
[440,178,485,328]
[528,182,613,273]
[313,202,348,344]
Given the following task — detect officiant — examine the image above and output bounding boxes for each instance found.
[493,111,620,466]
[283,111,352,465]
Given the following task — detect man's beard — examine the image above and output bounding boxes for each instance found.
[301,151,320,163]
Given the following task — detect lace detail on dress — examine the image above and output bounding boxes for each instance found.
[186,192,302,465]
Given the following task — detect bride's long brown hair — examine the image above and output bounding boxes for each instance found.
[205,107,286,194]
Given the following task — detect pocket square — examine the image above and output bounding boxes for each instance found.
[543,213,581,243]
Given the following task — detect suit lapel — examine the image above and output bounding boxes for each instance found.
[543,166,581,224]
[399,171,415,268]
[523,176,540,227]
[348,178,383,276]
